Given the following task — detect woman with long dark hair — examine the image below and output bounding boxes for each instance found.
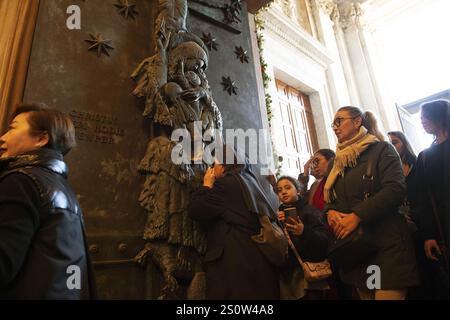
[388,131,435,299]
[415,99,450,299]
[388,131,416,175]
[387,131,418,228]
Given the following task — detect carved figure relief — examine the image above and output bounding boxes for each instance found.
[131,0,223,299]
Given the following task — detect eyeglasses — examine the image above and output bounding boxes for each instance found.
[331,117,356,128]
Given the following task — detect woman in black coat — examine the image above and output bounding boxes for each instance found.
[0,103,94,299]
[414,99,450,299]
[187,150,280,299]
[325,106,419,300]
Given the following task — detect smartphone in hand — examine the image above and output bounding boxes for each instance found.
[283,207,298,219]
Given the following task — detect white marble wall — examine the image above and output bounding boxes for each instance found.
[259,0,404,163]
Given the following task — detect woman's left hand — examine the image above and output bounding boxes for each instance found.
[334,213,361,239]
[285,216,304,236]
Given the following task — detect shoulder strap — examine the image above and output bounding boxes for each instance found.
[282,227,304,267]
[362,142,387,199]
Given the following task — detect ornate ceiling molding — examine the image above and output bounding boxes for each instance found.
[262,7,335,68]
[339,1,364,30]
[317,0,337,18]
[317,0,366,30]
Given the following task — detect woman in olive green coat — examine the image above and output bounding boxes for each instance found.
[325,106,419,300]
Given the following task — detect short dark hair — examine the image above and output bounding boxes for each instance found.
[421,99,450,135]
[277,176,301,192]
[11,103,76,155]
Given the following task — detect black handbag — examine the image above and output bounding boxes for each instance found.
[250,214,289,267]
[327,224,376,269]
[327,144,385,269]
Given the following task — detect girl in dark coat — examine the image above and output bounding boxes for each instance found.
[414,99,450,299]
[276,176,331,300]
[188,148,280,300]
[326,106,419,300]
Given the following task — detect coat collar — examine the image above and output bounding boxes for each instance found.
[0,148,68,178]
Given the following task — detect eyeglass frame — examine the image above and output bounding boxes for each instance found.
[331,116,357,128]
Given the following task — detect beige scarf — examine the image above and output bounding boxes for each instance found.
[324,126,379,203]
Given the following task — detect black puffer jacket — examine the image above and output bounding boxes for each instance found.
[0,148,94,299]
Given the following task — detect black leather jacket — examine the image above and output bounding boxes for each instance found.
[0,148,94,299]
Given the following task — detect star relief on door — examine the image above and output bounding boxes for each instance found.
[114,0,139,20]
[85,33,114,57]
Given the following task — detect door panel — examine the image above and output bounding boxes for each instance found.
[275,80,318,176]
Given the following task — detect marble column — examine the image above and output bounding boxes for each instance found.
[317,0,401,131]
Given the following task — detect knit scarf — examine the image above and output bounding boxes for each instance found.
[324,126,379,203]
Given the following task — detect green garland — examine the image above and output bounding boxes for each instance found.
[255,3,273,124]
[255,1,282,176]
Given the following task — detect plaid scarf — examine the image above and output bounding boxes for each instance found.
[324,127,379,203]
